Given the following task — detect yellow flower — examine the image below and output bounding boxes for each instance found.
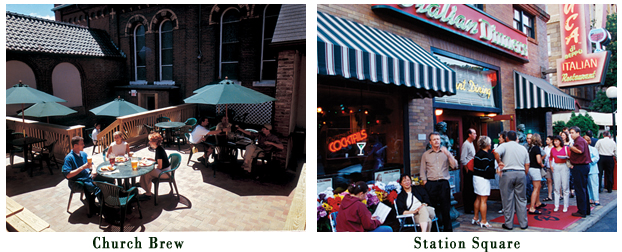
[322,203,332,212]
[375,191,384,201]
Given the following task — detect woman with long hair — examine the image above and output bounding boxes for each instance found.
[527,134,545,214]
[396,174,435,231]
[472,136,496,228]
[541,136,555,202]
[549,135,571,212]
[336,181,392,232]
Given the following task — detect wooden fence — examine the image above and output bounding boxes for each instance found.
[6,117,84,160]
[95,103,197,151]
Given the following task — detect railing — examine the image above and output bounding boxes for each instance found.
[96,104,197,150]
[6,117,84,161]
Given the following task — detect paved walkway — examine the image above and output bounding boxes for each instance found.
[6,144,304,232]
[453,187,617,232]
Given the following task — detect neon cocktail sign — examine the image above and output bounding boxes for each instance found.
[328,129,368,154]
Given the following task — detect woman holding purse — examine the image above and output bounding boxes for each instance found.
[472,136,496,228]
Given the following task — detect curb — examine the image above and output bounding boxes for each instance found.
[568,199,617,232]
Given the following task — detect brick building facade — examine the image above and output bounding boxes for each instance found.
[7,4,305,168]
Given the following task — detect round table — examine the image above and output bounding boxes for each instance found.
[96,157,155,189]
[155,122,186,146]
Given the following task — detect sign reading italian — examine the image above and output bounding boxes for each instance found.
[556,4,610,88]
[371,4,530,62]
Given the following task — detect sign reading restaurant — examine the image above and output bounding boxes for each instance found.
[556,4,610,88]
[371,4,530,62]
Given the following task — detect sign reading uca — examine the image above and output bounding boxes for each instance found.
[556,4,610,88]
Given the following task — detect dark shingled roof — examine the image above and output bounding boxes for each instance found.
[6,11,125,58]
[271,4,306,45]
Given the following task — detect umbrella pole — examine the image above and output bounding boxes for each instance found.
[21,103,26,135]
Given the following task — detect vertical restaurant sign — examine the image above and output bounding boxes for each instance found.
[371,4,529,62]
[556,4,610,88]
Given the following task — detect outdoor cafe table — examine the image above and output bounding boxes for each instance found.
[154,121,186,147]
[11,137,47,177]
[204,135,253,176]
[96,158,155,189]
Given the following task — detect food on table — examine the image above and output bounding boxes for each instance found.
[100,165,115,171]
[115,156,126,163]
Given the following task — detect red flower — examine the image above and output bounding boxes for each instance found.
[387,190,398,203]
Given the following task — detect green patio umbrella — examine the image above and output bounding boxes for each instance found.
[185,78,276,116]
[6,81,67,133]
[18,101,77,123]
[89,96,148,117]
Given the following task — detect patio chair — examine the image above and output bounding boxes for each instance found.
[32,140,59,174]
[329,211,338,232]
[102,147,109,162]
[143,124,155,133]
[251,148,281,179]
[94,181,142,232]
[64,174,90,217]
[152,153,182,206]
[8,132,27,166]
[156,116,170,123]
[393,199,439,232]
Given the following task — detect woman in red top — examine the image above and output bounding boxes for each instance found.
[335,182,392,232]
[549,135,571,212]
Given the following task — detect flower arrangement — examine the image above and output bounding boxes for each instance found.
[316,179,405,231]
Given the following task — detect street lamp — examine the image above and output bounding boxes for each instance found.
[606,86,617,140]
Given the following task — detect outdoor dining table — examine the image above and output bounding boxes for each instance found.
[96,157,155,190]
[11,137,47,177]
[204,135,253,177]
[154,121,186,147]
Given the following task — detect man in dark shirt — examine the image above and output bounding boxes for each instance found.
[568,126,592,217]
[586,130,598,147]
[238,124,283,173]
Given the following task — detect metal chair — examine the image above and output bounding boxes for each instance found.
[94,181,141,232]
[329,211,338,232]
[32,140,59,174]
[152,153,182,206]
[393,199,439,232]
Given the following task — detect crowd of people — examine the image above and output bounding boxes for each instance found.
[466,126,617,230]
[63,115,284,216]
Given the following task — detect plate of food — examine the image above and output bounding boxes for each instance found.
[115,156,127,163]
[100,165,116,172]
[139,160,154,167]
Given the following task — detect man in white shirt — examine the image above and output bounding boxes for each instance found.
[595,131,616,193]
[189,117,221,163]
[460,128,477,214]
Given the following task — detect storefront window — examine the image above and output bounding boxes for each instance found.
[434,53,500,111]
[317,84,404,180]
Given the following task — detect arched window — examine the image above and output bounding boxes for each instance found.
[259,5,281,84]
[159,20,174,82]
[220,8,240,80]
[134,24,146,82]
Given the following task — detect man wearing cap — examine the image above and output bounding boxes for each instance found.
[238,124,284,173]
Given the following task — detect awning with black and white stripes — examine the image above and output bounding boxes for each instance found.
[317,11,456,97]
[514,71,575,111]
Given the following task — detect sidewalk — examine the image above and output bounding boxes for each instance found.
[453,189,617,232]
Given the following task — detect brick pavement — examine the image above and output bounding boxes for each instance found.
[6,144,302,232]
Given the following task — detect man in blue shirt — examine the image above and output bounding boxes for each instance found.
[62,136,114,216]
